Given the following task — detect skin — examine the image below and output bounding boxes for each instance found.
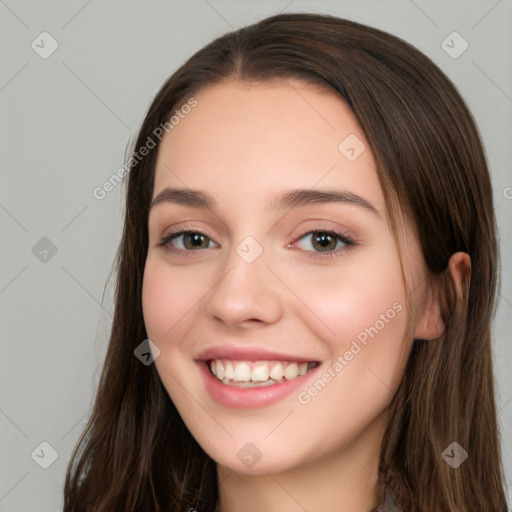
[142,78,451,512]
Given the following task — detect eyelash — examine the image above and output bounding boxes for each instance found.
[157,226,356,260]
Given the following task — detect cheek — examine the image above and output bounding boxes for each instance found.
[142,255,205,340]
[327,265,406,357]
[275,245,407,350]
[277,246,410,414]
[141,257,206,412]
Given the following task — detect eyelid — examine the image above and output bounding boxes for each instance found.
[290,220,356,243]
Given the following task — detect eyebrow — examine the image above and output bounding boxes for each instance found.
[150,187,381,217]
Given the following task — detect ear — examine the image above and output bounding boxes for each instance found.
[413,251,471,340]
[447,251,471,300]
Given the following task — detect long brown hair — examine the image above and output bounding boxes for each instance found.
[63,13,508,511]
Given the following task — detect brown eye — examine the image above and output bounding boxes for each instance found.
[181,232,210,250]
[296,231,346,253]
[293,228,356,260]
[158,230,216,251]
[310,232,338,252]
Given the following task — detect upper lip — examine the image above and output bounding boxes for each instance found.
[195,345,319,363]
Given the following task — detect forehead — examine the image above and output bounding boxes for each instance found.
[153,78,384,213]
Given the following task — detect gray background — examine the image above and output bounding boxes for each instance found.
[0,1,510,510]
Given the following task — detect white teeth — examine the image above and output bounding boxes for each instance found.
[269,362,283,381]
[209,359,316,387]
[224,361,234,379]
[284,363,299,380]
[252,365,269,382]
[216,360,225,380]
[223,378,278,388]
[233,362,252,382]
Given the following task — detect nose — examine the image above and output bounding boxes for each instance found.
[203,240,284,329]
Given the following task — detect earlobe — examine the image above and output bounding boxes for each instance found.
[413,252,471,341]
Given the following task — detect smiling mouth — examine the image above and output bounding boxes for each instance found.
[206,359,319,388]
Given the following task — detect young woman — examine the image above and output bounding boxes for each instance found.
[63,12,509,512]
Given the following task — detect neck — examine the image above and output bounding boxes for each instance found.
[216,413,386,512]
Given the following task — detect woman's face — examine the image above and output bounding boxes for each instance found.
[142,78,430,475]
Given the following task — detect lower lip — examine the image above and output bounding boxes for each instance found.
[197,361,320,409]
